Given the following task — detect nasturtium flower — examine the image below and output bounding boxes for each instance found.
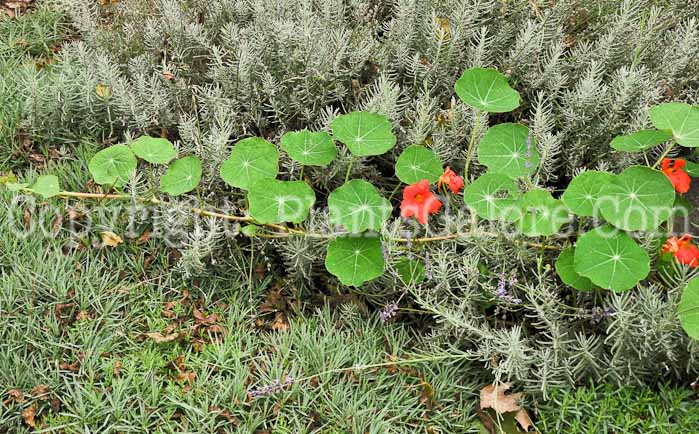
[662,234,699,268]
[438,166,464,194]
[400,179,442,224]
[661,158,691,193]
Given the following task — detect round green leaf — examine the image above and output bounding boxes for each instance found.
[280,130,336,166]
[130,136,177,164]
[599,166,675,232]
[684,160,699,177]
[220,137,279,190]
[395,258,426,285]
[516,189,569,237]
[610,130,671,152]
[325,235,384,286]
[574,226,650,292]
[478,123,539,178]
[454,67,520,113]
[650,102,699,147]
[555,246,594,291]
[30,175,60,199]
[328,179,391,233]
[394,145,443,184]
[561,170,616,217]
[247,179,315,224]
[159,156,202,196]
[331,111,396,157]
[679,278,699,340]
[88,144,137,188]
[463,173,521,221]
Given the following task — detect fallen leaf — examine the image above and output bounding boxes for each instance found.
[113,360,122,377]
[271,312,289,332]
[4,389,24,405]
[100,231,123,247]
[95,83,112,98]
[137,229,152,244]
[145,331,180,343]
[209,405,239,425]
[22,403,37,427]
[480,383,521,414]
[515,408,534,432]
[31,384,50,399]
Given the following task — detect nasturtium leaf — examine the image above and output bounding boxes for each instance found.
[650,102,699,147]
[220,137,279,190]
[561,170,616,217]
[516,189,569,237]
[328,179,391,233]
[478,123,539,178]
[30,175,60,199]
[325,235,384,286]
[598,166,675,232]
[240,225,259,237]
[394,145,443,184]
[159,156,202,196]
[610,130,672,152]
[130,136,177,164]
[678,278,699,340]
[454,67,520,113]
[6,183,28,192]
[331,111,396,156]
[685,160,699,177]
[574,226,650,292]
[463,173,521,221]
[280,130,336,166]
[88,144,137,188]
[555,246,594,291]
[247,179,315,224]
[672,194,693,220]
[395,258,426,285]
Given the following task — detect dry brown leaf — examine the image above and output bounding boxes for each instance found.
[515,408,534,432]
[480,383,521,414]
[4,389,24,405]
[22,403,37,427]
[145,330,180,343]
[113,360,122,377]
[31,384,50,399]
[100,231,123,247]
[271,312,289,332]
[136,229,152,244]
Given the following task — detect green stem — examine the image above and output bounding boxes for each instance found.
[463,110,482,184]
[299,165,305,181]
[652,141,676,169]
[344,157,355,183]
[388,182,402,202]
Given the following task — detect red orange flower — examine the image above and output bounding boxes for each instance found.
[400,179,442,224]
[661,158,691,194]
[662,234,699,268]
[438,166,464,194]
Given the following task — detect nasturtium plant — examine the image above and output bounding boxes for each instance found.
[328,179,391,233]
[280,130,336,166]
[159,156,202,196]
[395,258,426,285]
[610,130,672,152]
[516,189,569,237]
[331,111,396,156]
[247,179,315,224]
[88,144,137,188]
[30,175,60,199]
[325,235,384,287]
[555,246,594,291]
[598,166,675,232]
[684,160,699,177]
[574,226,650,292]
[650,102,699,147]
[394,145,443,184]
[561,170,616,217]
[220,137,279,190]
[477,123,539,179]
[454,67,520,113]
[678,278,699,340]
[130,136,177,164]
[463,173,521,221]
